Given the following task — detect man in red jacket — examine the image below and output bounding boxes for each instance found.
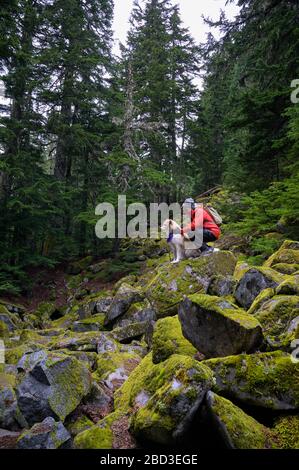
[180,198,221,254]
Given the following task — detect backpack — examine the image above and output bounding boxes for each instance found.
[204,205,223,226]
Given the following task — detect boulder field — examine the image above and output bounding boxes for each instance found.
[0,239,298,449]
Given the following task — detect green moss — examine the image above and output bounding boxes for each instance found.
[264,240,299,268]
[69,256,93,274]
[126,353,214,445]
[68,415,94,436]
[152,316,197,364]
[51,311,79,329]
[0,320,9,338]
[247,288,275,315]
[44,353,91,421]
[72,314,105,329]
[189,294,262,330]
[34,302,56,320]
[5,343,36,365]
[111,322,148,343]
[272,263,299,275]
[20,329,54,346]
[275,275,299,295]
[145,252,237,316]
[131,406,175,446]
[113,275,137,293]
[115,353,213,412]
[0,371,16,388]
[233,261,250,282]
[0,304,10,315]
[254,295,299,343]
[272,415,299,449]
[94,350,140,383]
[203,351,299,409]
[74,411,122,449]
[208,392,275,449]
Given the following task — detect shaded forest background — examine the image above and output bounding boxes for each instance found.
[0,0,298,295]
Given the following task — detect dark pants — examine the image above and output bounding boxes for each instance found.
[187,229,217,252]
[201,229,217,252]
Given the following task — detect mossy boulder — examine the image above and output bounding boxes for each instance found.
[33,302,64,327]
[0,372,25,430]
[113,275,138,293]
[272,263,299,275]
[16,350,92,425]
[111,321,150,344]
[74,410,136,449]
[275,275,299,296]
[234,267,286,310]
[247,288,276,315]
[5,342,40,366]
[208,275,237,297]
[67,415,94,437]
[178,294,263,358]
[233,261,250,282]
[203,351,299,410]
[58,350,98,371]
[152,316,197,364]
[203,391,276,449]
[95,296,114,314]
[72,314,105,333]
[17,416,71,449]
[0,320,9,338]
[50,311,79,329]
[145,251,237,317]
[121,353,214,445]
[264,240,299,269]
[272,415,299,449]
[104,283,144,327]
[114,300,156,328]
[0,313,17,332]
[0,300,25,316]
[94,349,141,392]
[254,295,299,347]
[49,331,107,352]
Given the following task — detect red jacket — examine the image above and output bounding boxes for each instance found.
[181,207,221,239]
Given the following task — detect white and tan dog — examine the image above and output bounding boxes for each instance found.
[161,219,197,263]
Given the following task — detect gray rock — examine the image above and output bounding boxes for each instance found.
[104,284,143,327]
[111,321,149,343]
[178,294,263,358]
[16,351,91,426]
[0,314,16,331]
[17,417,71,449]
[96,332,118,353]
[95,297,113,313]
[116,307,157,328]
[0,375,22,430]
[234,267,284,309]
[208,275,237,297]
